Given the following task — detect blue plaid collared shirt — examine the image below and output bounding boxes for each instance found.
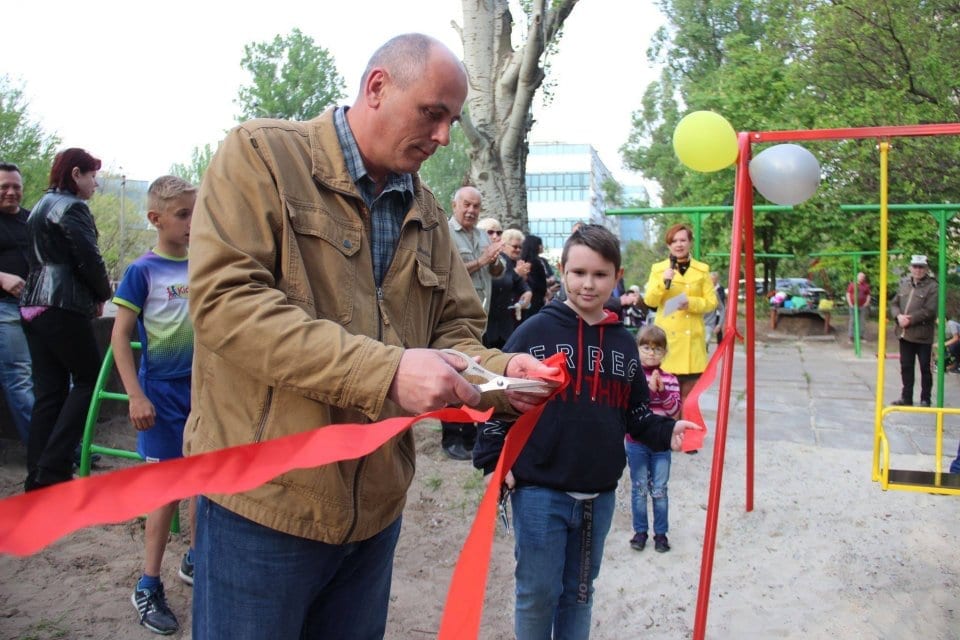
[334,106,414,286]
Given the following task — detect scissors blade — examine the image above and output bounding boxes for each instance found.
[476,377,552,394]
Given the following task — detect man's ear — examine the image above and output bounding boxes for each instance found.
[363,68,389,107]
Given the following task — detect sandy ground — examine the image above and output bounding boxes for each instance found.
[2,334,959,639]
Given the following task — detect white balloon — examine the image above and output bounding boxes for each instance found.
[748,144,821,206]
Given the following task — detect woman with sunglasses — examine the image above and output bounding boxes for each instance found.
[478,220,531,349]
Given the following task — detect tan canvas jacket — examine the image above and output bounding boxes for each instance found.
[184,109,514,543]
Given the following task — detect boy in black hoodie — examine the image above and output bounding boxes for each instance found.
[473,224,695,639]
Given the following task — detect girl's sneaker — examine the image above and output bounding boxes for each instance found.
[654,534,671,553]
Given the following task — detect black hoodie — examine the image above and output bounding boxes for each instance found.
[473,300,676,493]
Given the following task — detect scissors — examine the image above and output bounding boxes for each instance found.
[441,349,551,395]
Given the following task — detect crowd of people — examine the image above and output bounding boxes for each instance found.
[3,29,960,640]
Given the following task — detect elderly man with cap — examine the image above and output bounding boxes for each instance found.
[890,254,939,407]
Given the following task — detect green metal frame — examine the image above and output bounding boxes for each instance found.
[77,341,180,532]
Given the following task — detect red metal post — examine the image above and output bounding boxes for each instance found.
[692,132,753,640]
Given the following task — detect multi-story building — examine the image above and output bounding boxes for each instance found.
[525,142,620,251]
[525,142,653,251]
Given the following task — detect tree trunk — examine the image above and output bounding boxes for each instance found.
[457,0,579,231]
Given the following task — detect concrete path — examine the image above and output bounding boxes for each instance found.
[696,333,960,466]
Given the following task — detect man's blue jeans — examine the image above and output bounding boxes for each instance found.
[0,301,33,443]
[511,486,615,640]
[625,439,672,535]
[193,496,402,640]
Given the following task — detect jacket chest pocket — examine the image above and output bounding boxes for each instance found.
[391,251,449,346]
[285,198,364,324]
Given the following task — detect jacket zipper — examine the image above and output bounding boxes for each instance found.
[376,286,391,340]
[252,387,274,443]
[342,458,366,542]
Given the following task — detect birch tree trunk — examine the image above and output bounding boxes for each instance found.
[456,0,579,230]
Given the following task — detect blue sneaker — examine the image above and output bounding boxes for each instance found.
[131,582,179,635]
[178,552,194,586]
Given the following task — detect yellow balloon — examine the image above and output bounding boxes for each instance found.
[672,111,739,172]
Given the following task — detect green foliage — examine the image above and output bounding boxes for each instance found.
[418,123,470,214]
[88,182,154,280]
[625,0,960,272]
[622,240,663,292]
[0,76,60,208]
[170,143,217,186]
[237,28,346,122]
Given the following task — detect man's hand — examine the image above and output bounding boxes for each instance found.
[0,272,25,297]
[503,354,560,413]
[620,291,639,307]
[481,240,503,267]
[897,313,911,328]
[387,348,482,414]
[128,395,157,431]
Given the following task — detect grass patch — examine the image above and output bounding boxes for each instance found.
[19,615,69,640]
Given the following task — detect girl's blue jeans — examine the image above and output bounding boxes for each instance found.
[625,439,672,535]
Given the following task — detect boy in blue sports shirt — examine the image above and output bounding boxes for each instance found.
[111,175,196,635]
[473,224,696,639]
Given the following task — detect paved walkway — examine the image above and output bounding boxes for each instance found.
[697,333,960,465]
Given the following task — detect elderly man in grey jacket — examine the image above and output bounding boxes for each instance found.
[890,255,939,407]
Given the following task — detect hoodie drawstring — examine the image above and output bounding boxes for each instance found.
[591,326,604,401]
[575,317,584,396]
[574,315,605,401]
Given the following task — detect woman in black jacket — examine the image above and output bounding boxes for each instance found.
[21,148,112,491]
[520,234,548,322]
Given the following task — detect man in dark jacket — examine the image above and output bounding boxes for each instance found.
[890,255,939,407]
[0,163,33,443]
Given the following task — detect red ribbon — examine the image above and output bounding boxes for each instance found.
[0,406,495,557]
[438,352,569,638]
[679,331,735,450]
[0,353,570,639]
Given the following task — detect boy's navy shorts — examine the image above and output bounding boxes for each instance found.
[137,375,191,462]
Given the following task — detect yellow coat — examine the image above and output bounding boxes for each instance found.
[643,257,718,375]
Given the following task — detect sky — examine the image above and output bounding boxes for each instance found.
[3,1,664,187]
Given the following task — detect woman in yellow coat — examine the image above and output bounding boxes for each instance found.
[643,223,718,404]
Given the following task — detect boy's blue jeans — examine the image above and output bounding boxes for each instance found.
[193,496,401,640]
[625,439,672,535]
[0,301,33,443]
[511,486,615,640]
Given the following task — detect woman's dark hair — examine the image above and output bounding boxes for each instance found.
[49,148,101,193]
[561,223,622,271]
[520,235,542,263]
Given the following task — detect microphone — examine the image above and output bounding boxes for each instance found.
[665,255,677,290]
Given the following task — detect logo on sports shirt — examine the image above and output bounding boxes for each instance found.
[166,284,189,300]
